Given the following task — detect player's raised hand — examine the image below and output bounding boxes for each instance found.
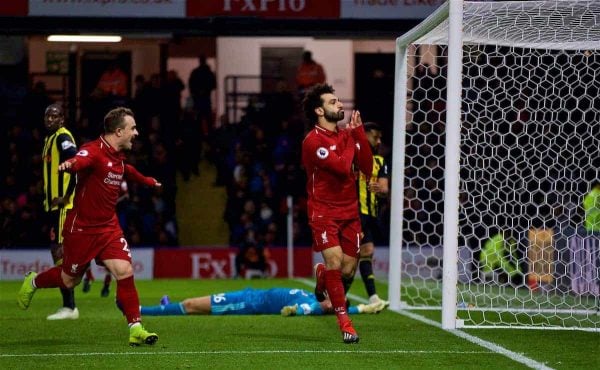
[368,181,381,193]
[348,110,363,129]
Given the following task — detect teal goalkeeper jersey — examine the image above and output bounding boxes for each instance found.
[212,288,324,315]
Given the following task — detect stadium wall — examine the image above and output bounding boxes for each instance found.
[0,247,314,280]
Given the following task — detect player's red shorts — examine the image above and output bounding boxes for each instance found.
[309,217,361,257]
[61,229,132,277]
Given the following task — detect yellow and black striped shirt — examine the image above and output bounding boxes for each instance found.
[357,155,388,217]
[42,126,77,212]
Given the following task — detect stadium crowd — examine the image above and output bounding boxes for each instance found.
[1,67,392,257]
[1,73,179,248]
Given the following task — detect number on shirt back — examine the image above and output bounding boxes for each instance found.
[213,293,226,303]
[120,237,131,258]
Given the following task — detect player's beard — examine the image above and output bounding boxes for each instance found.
[324,109,344,123]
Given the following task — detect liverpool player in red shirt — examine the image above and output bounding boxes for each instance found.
[18,107,161,346]
[301,84,373,343]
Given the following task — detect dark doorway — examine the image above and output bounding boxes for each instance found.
[354,53,395,146]
[81,51,131,101]
[260,47,304,93]
[80,51,131,132]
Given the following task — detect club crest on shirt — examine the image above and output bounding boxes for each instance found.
[316,147,329,159]
[76,150,89,157]
[321,231,328,244]
[107,161,113,167]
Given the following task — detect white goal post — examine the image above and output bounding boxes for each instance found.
[389,0,600,331]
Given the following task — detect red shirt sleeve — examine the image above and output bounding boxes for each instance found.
[124,164,157,186]
[304,134,355,177]
[66,146,96,172]
[350,125,373,181]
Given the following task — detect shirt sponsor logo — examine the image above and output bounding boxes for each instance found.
[76,149,89,157]
[316,147,329,159]
[104,171,123,186]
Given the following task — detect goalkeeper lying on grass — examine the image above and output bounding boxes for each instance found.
[137,287,388,316]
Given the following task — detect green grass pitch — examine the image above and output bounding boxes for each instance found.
[1,278,597,369]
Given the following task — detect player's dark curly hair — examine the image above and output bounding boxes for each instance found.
[302,83,335,123]
[104,107,134,133]
[364,121,382,133]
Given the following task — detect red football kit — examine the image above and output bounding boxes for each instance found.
[61,136,157,276]
[302,124,373,255]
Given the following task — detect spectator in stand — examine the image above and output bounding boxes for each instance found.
[41,103,80,320]
[163,70,185,120]
[132,74,151,130]
[138,288,386,317]
[22,81,53,130]
[96,61,128,100]
[234,238,268,279]
[17,107,161,346]
[188,55,216,139]
[296,51,326,97]
[301,83,373,344]
[93,62,130,122]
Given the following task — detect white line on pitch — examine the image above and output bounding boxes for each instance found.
[1,349,491,358]
[295,278,554,370]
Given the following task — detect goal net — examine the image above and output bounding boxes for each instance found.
[390,0,600,331]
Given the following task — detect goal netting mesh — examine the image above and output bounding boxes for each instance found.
[392,0,600,331]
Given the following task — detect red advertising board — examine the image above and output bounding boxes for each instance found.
[154,247,313,278]
[187,0,339,19]
[0,0,27,16]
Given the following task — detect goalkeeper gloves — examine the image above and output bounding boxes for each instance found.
[280,304,298,316]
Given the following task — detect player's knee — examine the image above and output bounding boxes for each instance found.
[62,274,79,289]
[325,259,342,270]
[105,260,134,280]
[341,270,355,280]
[360,243,374,257]
[181,299,194,313]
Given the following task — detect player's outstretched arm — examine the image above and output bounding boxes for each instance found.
[124,164,161,187]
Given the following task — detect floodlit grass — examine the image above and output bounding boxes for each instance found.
[0,278,597,369]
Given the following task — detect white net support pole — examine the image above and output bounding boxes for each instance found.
[441,0,463,330]
[287,195,294,278]
[388,39,408,311]
[390,0,451,312]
